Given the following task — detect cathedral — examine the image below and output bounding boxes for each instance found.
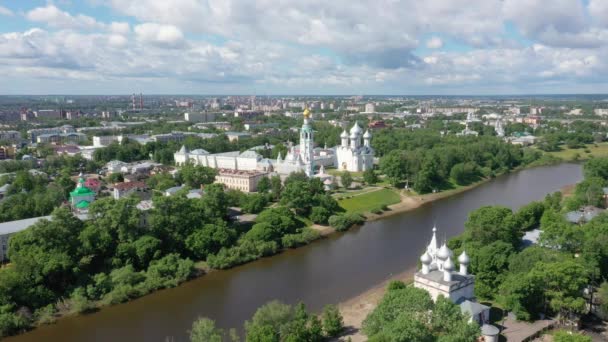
[335,122,374,172]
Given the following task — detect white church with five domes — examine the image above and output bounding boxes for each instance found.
[335,121,374,172]
[414,226,491,325]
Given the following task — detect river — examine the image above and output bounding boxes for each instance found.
[7,163,583,342]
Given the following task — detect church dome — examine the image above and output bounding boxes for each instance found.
[420,252,432,265]
[363,130,372,139]
[443,257,454,271]
[437,243,452,260]
[340,130,349,138]
[350,121,363,135]
[458,251,470,265]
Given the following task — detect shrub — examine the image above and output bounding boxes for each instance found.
[281,228,321,248]
[33,304,56,325]
[68,287,95,314]
[310,206,331,224]
[553,330,592,342]
[207,240,279,269]
[329,213,365,232]
[371,207,383,215]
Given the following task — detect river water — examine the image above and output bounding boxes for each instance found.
[8,163,583,342]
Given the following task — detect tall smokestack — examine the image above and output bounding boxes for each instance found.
[140,93,143,110]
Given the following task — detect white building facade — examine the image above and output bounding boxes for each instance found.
[335,122,374,172]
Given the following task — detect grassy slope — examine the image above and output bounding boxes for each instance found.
[547,142,608,161]
[338,188,401,214]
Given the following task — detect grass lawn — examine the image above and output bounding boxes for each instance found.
[547,142,608,161]
[338,188,401,214]
[326,169,365,178]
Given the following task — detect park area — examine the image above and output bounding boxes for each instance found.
[337,188,401,214]
[548,142,608,161]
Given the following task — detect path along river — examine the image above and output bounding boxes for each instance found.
[7,163,583,342]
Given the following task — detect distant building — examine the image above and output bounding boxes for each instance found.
[565,206,604,225]
[101,111,116,119]
[215,169,269,193]
[0,146,15,160]
[113,181,149,200]
[69,174,96,213]
[243,122,279,131]
[0,131,21,143]
[594,109,608,116]
[368,120,386,129]
[494,119,505,137]
[28,126,75,143]
[36,132,87,144]
[35,109,62,119]
[184,112,217,122]
[225,132,251,142]
[364,103,376,113]
[93,135,120,147]
[151,132,187,144]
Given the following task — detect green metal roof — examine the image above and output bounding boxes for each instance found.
[75,200,90,209]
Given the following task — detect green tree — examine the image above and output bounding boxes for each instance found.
[322,304,343,337]
[380,150,407,186]
[185,221,236,260]
[270,175,283,201]
[463,206,521,247]
[190,317,223,342]
[363,168,378,185]
[257,177,271,194]
[341,171,353,189]
[469,241,515,299]
[179,163,217,188]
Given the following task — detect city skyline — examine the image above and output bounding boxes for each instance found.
[1,1,608,95]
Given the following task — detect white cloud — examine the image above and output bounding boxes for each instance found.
[134,23,185,48]
[426,37,443,49]
[0,5,13,16]
[109,22,130,34]
[3,0,608,93]
[26,4,103,30]
[589,0,608,28]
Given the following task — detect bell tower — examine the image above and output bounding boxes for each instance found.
[300,108,315,177]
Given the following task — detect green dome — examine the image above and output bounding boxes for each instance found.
[70,178,95,198]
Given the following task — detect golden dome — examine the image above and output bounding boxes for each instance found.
[303,108,311,118]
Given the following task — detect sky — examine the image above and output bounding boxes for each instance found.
[1,0,608,95]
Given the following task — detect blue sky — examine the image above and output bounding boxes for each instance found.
[1,0,608,95]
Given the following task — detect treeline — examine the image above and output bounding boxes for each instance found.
[446,159,608,323]
[362,281,480,341]
[0,170,70,223]
[0,154,103,223]
[379,133,539,193]
[189,301,344,342]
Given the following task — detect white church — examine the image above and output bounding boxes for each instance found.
[335,121,375,172]
[414,226,492,326]
[174,108,375,176]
